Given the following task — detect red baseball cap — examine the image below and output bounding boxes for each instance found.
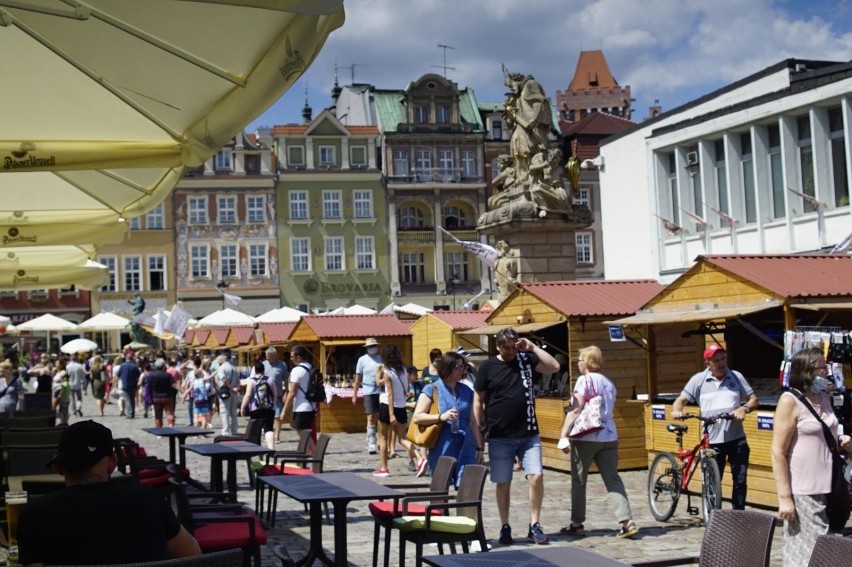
[703,344,726,360]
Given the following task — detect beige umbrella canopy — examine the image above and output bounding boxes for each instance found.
[0,0,345,249]
[197,308,256,327]
[77,312,131,331]
[16,313,79,332]
[0,259,108,291]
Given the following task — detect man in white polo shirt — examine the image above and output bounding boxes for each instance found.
[671,344,758,510]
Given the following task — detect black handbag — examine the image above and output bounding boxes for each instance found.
[793,389,852,532]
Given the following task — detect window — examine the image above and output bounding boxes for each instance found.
[220,244,238,278]
[491,158,500,180]
[319,146,336,167]
[461,150,476,177]
[741,133,757,223]
[322,190,342,220]
[576,232,593,264]
[575,187,590,207]
[350,145,367,167]
[146,204,164,229]
[492,119,503,139]
[188,197,207,225]
[714,139,728,216]
[353,190,373,219]
[414,105,429,123]
[98,256,117,292]
[829,107,849,207]
[798,115,816,213]
[128,217,141,230]
[768,124,785,219]
[400,206,425,228]
[687,146,702,221]
[148,255,166,291]
[215,149,232,171]
[444,206,467,228]
[190,245,209,278]
[289,191,308,220]
[287,145,305,166]
[667,153,680,225]
[291,238,310,272]
[355,236,375,270]
[393,150,409,176]
[217,196,236,224]
[446,252,469,281]
[124,256,141,291]
[436,105,451,124]
[324,237,344,271]
[248,244,267,277]
[247,196,265,223]
[438,149,454,177]
[415,149,432,171]
[401,252,425,283]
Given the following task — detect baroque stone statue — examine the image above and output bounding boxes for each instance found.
[494,240,519,301]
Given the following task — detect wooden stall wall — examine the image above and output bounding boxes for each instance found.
[409,316,449,369]
[650,323,705,397]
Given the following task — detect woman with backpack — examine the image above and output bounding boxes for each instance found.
[281,345,320,444]
[241,361,278,449]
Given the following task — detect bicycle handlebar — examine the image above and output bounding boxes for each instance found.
[680,413,734,425]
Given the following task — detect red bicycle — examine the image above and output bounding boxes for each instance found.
[647,413,732,524]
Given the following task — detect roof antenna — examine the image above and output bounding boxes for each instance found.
[431,43,456,78]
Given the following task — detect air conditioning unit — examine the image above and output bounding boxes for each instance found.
[686,151,699,167]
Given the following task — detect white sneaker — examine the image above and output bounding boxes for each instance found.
[415,458,428,477]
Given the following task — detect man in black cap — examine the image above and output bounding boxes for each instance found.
[17,420,200,565]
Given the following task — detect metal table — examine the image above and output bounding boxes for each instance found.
[142,426,213,467]
[181,441,272,494]
[421,547,631,566]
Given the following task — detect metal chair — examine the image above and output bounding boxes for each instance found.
[262,433,331,526]
[46,548,243,567]
[213,418,263,488]
[255,429,314,514]
[371,455,457,567]
[394,464,489,567]
[631,509,777,567]
[807,533,852,566]
[2,427,65,445]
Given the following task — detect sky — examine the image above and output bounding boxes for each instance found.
[247,0,852,131]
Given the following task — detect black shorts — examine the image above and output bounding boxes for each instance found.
[293,410,316,431]
[249,408,275,432]
[378,403,408,425]
[363,393,380,414]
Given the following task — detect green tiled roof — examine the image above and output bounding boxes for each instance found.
[373,89,485,133]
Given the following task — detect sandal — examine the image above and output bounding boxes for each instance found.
[559,523,585,536]
[617,521,638,539]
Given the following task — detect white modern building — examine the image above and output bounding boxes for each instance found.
[600,59,852,282]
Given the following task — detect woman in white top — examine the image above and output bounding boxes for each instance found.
[373,344,416,477]
[559,345,637,538]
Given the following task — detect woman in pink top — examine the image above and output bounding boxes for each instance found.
[772,347,852,566]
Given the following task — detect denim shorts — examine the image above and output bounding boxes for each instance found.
[488,435,543,483]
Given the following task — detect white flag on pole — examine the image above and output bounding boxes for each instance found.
[153,308,166,336]
[164,304,192,339]
[439,227,499,269]
[222,293,242,306]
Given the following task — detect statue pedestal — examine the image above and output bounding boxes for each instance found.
[478,208,592,283]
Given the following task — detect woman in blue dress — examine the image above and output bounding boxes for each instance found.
[412,351,484,487]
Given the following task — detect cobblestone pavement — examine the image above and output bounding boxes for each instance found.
[81,394,784,566]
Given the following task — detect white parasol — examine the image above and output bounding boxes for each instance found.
[60,337,99,354]
[197,308,256,328]
[15,313,79,332]
[77,312,131,331]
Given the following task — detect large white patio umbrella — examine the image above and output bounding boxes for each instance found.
[0,259,108,290]
[0,1,344,228]
[16,313,79,332]
[60,337,99,354]
[255,306,306,323]
[197,308,255,328]
[77,312,131,331]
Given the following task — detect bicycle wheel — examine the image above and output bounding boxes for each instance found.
[701,455,722,524]
[648,451,680,522]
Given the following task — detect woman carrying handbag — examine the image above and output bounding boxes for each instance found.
[558,346,638,538]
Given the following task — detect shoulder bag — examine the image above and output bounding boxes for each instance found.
[792,389,852,532]
[569,374,605,439]
[406,384,441,449]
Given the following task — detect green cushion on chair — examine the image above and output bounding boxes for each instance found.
[392,515,477,533]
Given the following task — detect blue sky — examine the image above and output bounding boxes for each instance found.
[246,0,852,130]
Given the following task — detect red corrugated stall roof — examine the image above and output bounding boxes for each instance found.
[210,328,230,346]
[428,311,490,329]
[521,280,664,317]
[702,254,852,298]
[259,323,298,343]
[193,329,210,346]
[302,315,412,338]
[231,326,254,344]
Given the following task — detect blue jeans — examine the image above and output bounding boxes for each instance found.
[488,435,542,483]
[711,436,750,510]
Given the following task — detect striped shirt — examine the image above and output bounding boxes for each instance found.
[681,369,753,444]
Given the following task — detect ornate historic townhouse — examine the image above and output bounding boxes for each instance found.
[334,74,489,310]
[600,59,852,282]
[266,109,386,312]
[172,132,280,317]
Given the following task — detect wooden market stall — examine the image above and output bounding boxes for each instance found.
[408,310,489,368]
[286,314,413,433]
[609,254,852,508]
[459,280,664,472]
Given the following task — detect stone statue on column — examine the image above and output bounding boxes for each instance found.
[493,240,519,301]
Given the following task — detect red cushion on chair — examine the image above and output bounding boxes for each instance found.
[260,464,284,476]
[194,515,268,548]
[281,466,314,476]
[368,501,443,519]
[139,472,172,486]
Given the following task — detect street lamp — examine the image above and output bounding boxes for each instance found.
[216,278,230,310]
[447,273,459,310]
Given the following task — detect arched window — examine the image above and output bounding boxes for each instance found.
[443,206,467,229]
[400,206,425,228]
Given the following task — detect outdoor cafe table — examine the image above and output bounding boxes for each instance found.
[142,426,213,467]
[181,440,272,494]
[260,471,402,567]
[422,547,630,566]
